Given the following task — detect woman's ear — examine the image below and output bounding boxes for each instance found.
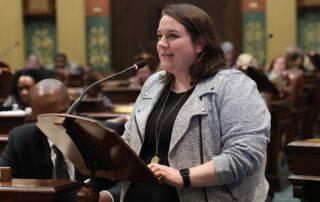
[195,37,206,54]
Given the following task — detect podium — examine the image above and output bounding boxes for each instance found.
[36,113,160,185]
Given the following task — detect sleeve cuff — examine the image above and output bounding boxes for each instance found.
[213,154,233,185]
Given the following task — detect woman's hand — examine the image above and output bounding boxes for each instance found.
[148,163,184,188]
[149,161,218,188]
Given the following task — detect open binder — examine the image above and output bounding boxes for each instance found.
[36,113,160,185]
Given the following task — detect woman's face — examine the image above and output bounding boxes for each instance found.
[157,15,203,77]
[273,56,286,72]
[17,75,36,105]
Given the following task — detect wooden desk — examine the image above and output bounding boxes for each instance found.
[76,97,104,113]
[287,139,320,201]
[288,175,320,202]
[287,139,320,175]
[67,87,82,100]
[0,179,83,202]
[0,115,26,134]
[102,87,140,104]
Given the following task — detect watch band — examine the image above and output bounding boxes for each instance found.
[179,168,190,187]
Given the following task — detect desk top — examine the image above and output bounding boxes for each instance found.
[288,138,320,146]
[0,179,83,193]
[289,174,320,182]
[287,139,320,153]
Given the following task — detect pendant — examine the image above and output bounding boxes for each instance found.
[151,155,160,164]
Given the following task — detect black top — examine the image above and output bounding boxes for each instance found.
[124,82,194,202]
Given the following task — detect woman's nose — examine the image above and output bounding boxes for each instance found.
[157,37,168,47]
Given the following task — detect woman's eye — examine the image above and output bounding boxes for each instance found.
[168,34,177,39]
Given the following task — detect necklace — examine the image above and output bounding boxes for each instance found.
[151,81,189,164]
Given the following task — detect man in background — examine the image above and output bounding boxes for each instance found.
[0,79,120,202]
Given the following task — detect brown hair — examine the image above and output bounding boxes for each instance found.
[268,55,285,72]
[160,3,227,85]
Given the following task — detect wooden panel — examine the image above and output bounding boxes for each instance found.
[111,0,227,73]
[86,0,110,16]
[222,0,242,57]
[289,175,320,201]
[287,139,320,175]
[23,0,55,16]
[298,0,320,7]
[0,116,26,134]
[75,98,104,113]
[287,139,320,201]
[242,0,265,12]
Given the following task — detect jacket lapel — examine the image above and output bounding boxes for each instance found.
[32,131,53,179]
[169,89,207,152]
[169,80,215,152]
[135,80,166,148]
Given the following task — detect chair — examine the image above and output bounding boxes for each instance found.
[266,98,293,197]
[0,68,13,104]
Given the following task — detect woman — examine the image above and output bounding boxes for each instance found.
[3,69,48,110]
[268,55,288,95]
[100,3,270,202]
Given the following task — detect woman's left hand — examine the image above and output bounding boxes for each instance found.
[148,163,184,188]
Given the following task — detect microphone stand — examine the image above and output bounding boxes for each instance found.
[66,61,146,114]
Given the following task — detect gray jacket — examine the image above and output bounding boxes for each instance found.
[121,69,270,202]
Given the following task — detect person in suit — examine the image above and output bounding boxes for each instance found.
[100,3,270,202]
[0,78,121,202]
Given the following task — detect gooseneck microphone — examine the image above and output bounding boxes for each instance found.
[66,60,147,114]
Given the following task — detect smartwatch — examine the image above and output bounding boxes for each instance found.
[179,168,191,187]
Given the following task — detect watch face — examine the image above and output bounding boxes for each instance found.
[180,168,190,175]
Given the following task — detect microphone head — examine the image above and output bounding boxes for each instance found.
[134,60,148,69]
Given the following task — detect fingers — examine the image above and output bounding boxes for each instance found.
[148,163,164,181]
[148,163,161,172]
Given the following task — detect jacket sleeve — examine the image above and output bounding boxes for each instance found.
[0,130,20,177]
[212,72,271,185]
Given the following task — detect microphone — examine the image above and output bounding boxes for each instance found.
[66,60,147,114]
[266,33,273,40]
